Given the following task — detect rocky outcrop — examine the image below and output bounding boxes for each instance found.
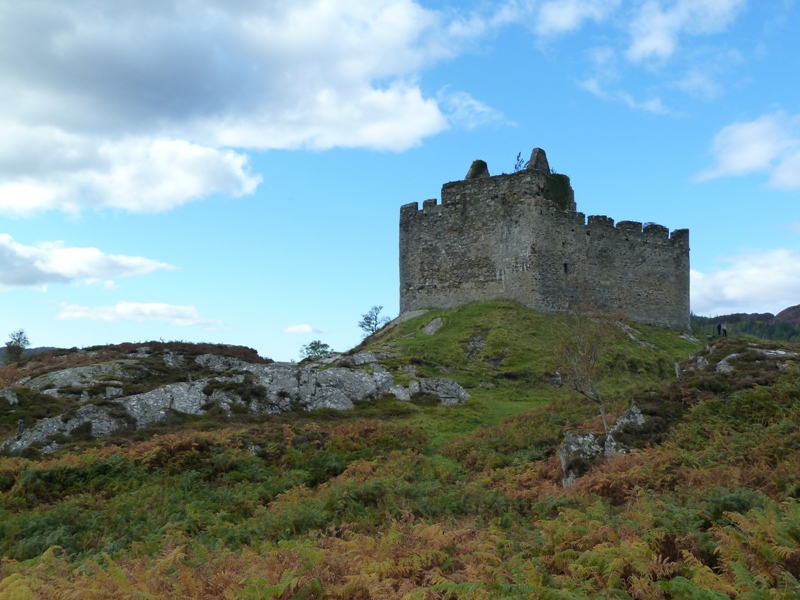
[2,347,470,454]
[559,403,647,487]
[2,388,18,406]
[422,318,444,335]
[559,432,603,487]
[687,345,799,374]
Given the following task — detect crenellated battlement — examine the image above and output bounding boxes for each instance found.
[399,148,690,330]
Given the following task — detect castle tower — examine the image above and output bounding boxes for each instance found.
[399,149,690,330]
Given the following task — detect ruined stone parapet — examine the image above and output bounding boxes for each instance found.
[465,159,490,179]
[527,147,550,175]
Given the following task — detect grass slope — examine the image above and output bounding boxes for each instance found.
[2,302,800,598]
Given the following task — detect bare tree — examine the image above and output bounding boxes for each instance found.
[5,329,30,364]
[358,306,391,338]
[554,309,623,436]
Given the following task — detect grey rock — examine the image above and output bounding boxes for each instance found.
[106,386,124,399]
[317,353,345,366]
[614,404,646,431]
[1,404,127,455]
[604,434,623,457]
[25,361,136,396]
[559,432,603,487]
[195,354,248,372]
[753,348,799,359]
[163,352,185,369]
[2,348,472,453]
[400,364,419,378]
[623,325,657,348]
[547,373,563,388]
[465,159,489,179]
[559,403,647,486]
[389,385,411,401]
[716,354,738,373]
[465,332,487,359]
[696,356,709,370]
[1,387,18,406]
[418,378,471,405]
[421,317,444,335]
[121,381,212,428]
[310,368,387,410]
[387,310,429,329]
[527,148,550,175]
[338,351,398,367]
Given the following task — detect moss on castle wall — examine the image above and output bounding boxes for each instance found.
[542,174,572,211]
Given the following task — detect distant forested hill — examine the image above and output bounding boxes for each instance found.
[692,304,800,342]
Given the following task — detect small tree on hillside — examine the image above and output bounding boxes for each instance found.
[300,340,333,360]
[554,309,623,436]
[358,306,390,338]
[5,329,30,364]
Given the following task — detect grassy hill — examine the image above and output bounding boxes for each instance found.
[1,302,800,598]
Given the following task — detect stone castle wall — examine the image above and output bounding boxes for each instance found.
[399,151,690,330]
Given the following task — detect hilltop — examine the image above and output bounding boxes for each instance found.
[1,301,800,598]
[693,303,800,343]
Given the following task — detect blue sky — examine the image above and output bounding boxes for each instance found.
[1,0,798,361]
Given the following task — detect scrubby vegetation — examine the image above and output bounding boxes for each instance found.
[1,302,799,598]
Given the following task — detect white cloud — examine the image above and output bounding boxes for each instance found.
[618,91,668,114]
[283,324,323,335]
[0,233,174,288]
[0,0,517,215]
[691,249,800,315]
[0,136,261,216]
[438,90,507,129]
[55,302,221,328]
[535,0,620,36]
[697,112,800,189]
[580,76,668,114]
[626,0,747,63]
[673,70,721,99]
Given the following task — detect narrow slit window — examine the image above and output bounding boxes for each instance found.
[563,263,568,275]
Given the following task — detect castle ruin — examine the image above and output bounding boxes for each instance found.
[399,148,690,330]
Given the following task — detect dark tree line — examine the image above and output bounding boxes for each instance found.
[692,314,800,343]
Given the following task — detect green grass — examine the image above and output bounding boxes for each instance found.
[3,305,800,598]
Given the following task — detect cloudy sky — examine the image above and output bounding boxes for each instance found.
[1,0,798,360]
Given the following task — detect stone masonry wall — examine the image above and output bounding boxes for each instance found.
[399,156,690,330]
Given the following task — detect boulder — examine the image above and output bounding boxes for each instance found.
[1,388,18,406]
[419,378,471,405]
[716,354,738,373]
[121,381,213,428]
[559,403,647,486]
[421,318,444,335]
[559,432,603,487]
